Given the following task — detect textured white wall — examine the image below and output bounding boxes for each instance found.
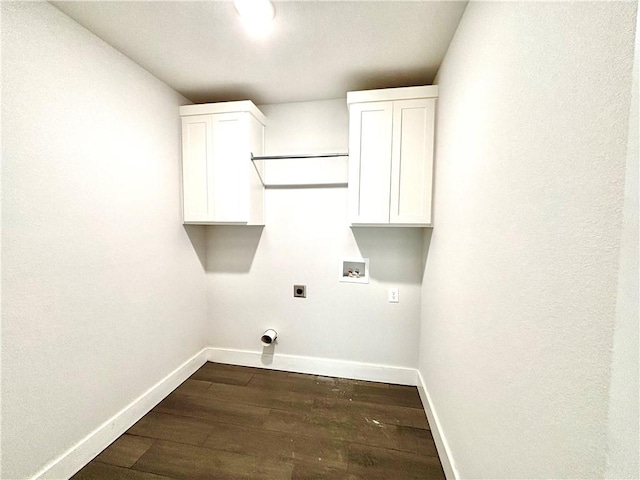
[206,99,424,368]
[606,8,639,478]
[1,3,207,479]
[419,2,637,479]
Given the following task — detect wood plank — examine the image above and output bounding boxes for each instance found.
[263,407,429,454]
[132,439,293,480]
[189,363,255,386]
[347,443,445,480]
[311,396,430,430]
[350,383,423,409]
[291,461,349,480]
[249,372,354,399]
[262,407,358,442]
[72,461,175,480]
[350,420,429,454]
[93,434,154,468]
[202,380,316,412]
[203,422,295,463]
[127,411,214,446]
[341,378,390,390]
[202,421,348,469]
[413,428,440,457]
[153,391,270,428]
[287,436,348,470]
[173,379,212,397]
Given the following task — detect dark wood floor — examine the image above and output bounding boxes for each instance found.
[72,362,445,479]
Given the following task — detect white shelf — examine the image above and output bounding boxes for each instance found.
[251,153,349,188]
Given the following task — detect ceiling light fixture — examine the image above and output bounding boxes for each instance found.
[234,0,276,38]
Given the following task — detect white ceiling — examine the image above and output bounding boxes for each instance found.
[52,1,467,105]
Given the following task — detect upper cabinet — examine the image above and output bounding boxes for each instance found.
[347,86,437,227]
[180,101,266,225]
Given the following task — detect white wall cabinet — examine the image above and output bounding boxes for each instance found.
[180,101,266,225]
[347,86,437,226]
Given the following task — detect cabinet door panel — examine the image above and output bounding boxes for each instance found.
[211,113,249,223]
[182,115,212,222]
[390,99,435,225]
[349,102,393,224]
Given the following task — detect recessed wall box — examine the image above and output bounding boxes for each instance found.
[339,257,369,284]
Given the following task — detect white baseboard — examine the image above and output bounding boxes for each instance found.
[33,348,208,480]
[416,370,458,480]
[206,347,418,386]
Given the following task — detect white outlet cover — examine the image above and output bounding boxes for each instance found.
[388,288,399,303]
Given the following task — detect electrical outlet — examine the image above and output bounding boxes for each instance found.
[388,288,399,303]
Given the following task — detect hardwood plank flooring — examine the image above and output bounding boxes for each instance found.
[94,434,154,468]
[72,362,445,479]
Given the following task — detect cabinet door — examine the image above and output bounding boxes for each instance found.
[348,101,393,224]
[210,112,250,223]
[182,115,213,222]
[390,98,435,225]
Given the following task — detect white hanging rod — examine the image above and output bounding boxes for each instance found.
[251,153,348,161]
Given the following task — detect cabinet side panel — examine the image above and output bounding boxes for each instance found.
[391,99,435,225]
[211,113,250,222]
[348,107,363,223]
[249,116,265,225]
[182,117,211,222]
[349,103,393,224]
